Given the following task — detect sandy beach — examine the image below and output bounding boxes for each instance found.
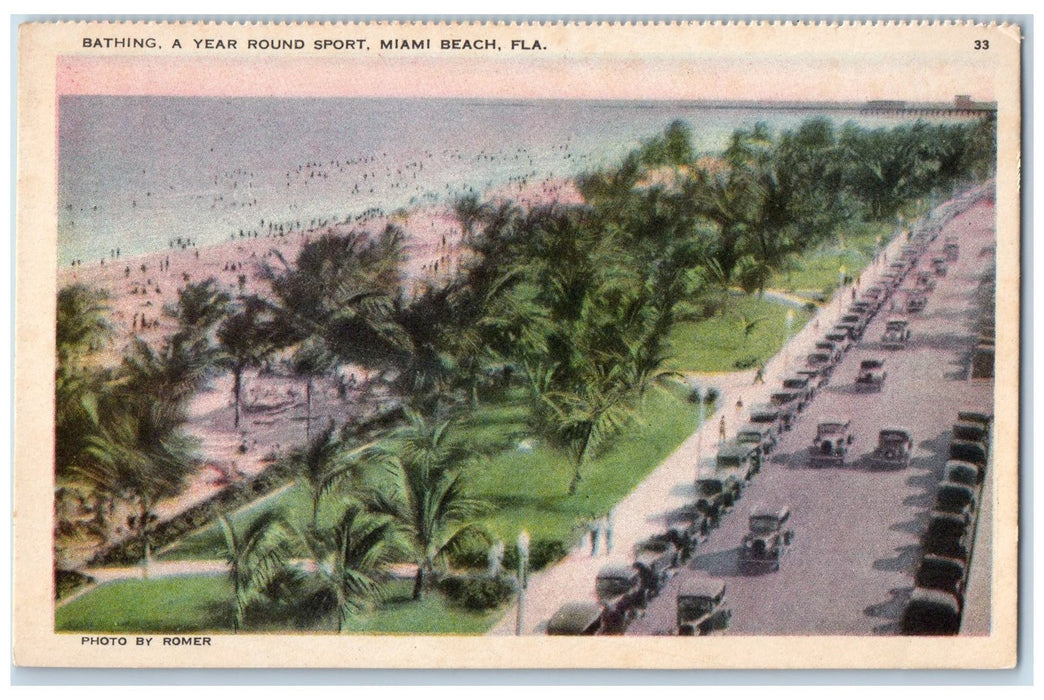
[56,177,583,566]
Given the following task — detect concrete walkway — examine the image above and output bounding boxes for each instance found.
[490,234,908,635]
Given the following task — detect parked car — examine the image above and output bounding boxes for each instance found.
[826,327,854,353]
[770,389,803,426]
[905,290,928,313]
[547,601,605,636]
[922,511,972,561]
[861,285,886,312]
[881,318,912,350]
[739,505,793,573]
[855,359,887,392]
[806,351,836,379]
[944,239,960,262]
[944,460,983,487]
[809,418,854,468]
[595,564,646,633]
[749,402,786,436]
[952,421,989,447]
[794,366,828,390]
[915,554,967,602]
[717,440,761,481]
[737,423,777,457]
[836,314,866,342]
[664,505,710,563]
[900,588,962,635]
[957,410,992,430]
[675,577,731,636]
[949,440,988,472]
[633,536,680,597]
[815,339,843,363]
[781,375,815,409]
[914,270,936,293]
[871,428,913,469]
[931,256,949,276]
[933,481,977,524]
[694,474,742,522]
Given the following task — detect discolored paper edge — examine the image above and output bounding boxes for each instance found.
[13,18,1022,669]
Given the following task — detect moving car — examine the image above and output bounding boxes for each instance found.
[739,505,794,573]
[855,359,887,392]
[809,418,853,468]
[595,564,645,633]
[870,427,913,469]
[900,588,962,635]
[881,318,912,350]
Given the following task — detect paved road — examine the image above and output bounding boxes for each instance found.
[628,200,995,636]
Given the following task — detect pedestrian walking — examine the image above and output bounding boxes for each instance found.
[736,398,743,414]
[605,509,615,554]
[753,364,765,384]
[719,416,727,444]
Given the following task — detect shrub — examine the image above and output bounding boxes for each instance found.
[733,356,760,370]
[439,574,516,611]
[502,537,570,573]
[55,568,95,601]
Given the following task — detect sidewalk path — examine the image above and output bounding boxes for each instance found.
[490,230,908,635]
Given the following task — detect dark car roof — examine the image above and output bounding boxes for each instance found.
[718,442,758,459]
[547,602,603,634]
[597,563,638,580]
[750,504,790,520]
[678,577,726,599]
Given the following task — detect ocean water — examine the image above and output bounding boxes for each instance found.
[58,97,971,265]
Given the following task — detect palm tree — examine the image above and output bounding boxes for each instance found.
[365,412,489,599]
[56,284,113,366]
[216,296,278,429]
[297,504,399,632]
[80,398,198,575]
[218,511,291,632]
[290,338,339,442]
[163,277,232,338]
[287,423,380,527]
[534,368,635,495]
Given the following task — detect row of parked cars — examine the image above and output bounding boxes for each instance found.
[900,411,991,635]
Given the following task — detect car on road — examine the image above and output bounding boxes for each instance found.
[944,239,960,261]
[664,505,710,563]
[914,270,937,293]
[634,536,680,598]
[957,410,992,431]
[675,577,731,636]
[922,511,973,562]
[949,440,988,473]
[861,285,887,311]
[737,423,777,458]
[595,564,646,633]
[932,481,977,524]
[806,351,836,379]
[837,314,867,342]
[717,440,761,481]
[900,588,962,635]
[547,601,605,636]
[815,339,844,363]
[855,359,887,392]
[739,505,794,573]
[932,256,949,276]
[794,366,828,390]
[694,474,742,522]
[809,418,854,468]
[826,327,854,353]
[770,389,803,427]
[952,421,989,447]
[749,402,787,437]
[881,318,912,350]
[915,554,967,602]
[944,460,984,488]
[905,290,929,313]
[781,375,815,409]
[870,428,913,469]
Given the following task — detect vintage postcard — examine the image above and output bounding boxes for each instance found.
[14,19,1021,668]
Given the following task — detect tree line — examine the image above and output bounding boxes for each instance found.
[54,113,995,627]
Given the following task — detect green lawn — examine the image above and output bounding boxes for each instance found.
[771,221,893,296]
[666,295,813,373]
[56,575,234,634]
[55,576,500,635]
[464,381,701,545]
